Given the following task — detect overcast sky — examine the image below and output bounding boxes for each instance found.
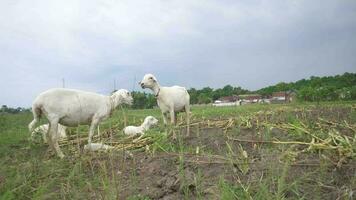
[1,0,356,107]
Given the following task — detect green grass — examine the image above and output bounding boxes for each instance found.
[0,101,355,199]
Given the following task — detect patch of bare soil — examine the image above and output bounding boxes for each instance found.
[116,128,237,200]
[91,106,356,199]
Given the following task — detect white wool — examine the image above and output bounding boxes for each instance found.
[124,116,158,136]
[139,74,190,137]
[84,143,114,151]
[31,124,67,142]
[28,88,133,158]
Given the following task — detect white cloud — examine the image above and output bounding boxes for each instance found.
[0,0,355,107]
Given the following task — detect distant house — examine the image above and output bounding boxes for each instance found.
[213,95,240,107]
[238,94,262,104]
[272,92,287,101]
[218,95,239,103]
[271,91,296,103]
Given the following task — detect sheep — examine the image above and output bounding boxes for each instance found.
[31,123,67,143]
[124,116,158,136]
[84,143,114,152]
[28,88,133,158]
[139,74,190,137]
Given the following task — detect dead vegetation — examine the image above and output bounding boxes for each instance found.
[1,103,355,199]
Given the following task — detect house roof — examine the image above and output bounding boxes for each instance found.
[238,94,262,100]
[272,91,296,97]
[272,92,287,97]
[219,95,239,102]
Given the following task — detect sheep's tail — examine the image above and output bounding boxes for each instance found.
[28,104,41,132]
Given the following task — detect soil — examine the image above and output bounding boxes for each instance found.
[84,106,356,199]
[86,125,355,200]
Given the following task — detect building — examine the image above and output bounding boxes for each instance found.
[271,91,296,103]
[238,94,262,104]
[218,95,239,103]
[213,95,240,107]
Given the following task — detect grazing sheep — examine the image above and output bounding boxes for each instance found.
[28,88,133,158]
[31,124,67,143]
[139,74,190,137]
[124,116,158,136]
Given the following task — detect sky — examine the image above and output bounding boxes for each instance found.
[1,0,356,107]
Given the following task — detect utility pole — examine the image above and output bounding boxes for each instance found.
[62,78,65,88]
[114,78,117,91]
[132,75,136,91]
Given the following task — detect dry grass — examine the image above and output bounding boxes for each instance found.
[0,102,355,199]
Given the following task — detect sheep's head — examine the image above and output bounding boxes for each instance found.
[112,89,133,106]
[139,74,158,89]
[143,116,159,126]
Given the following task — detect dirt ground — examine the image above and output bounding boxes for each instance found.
[87,124,355,200]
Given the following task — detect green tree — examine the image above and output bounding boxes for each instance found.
[197,93,212,104]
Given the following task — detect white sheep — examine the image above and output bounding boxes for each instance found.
[83,143,114,152]
[31,123,67,143]
[28,88,133,158]
[124,116,158,136]
[139,74,190,137]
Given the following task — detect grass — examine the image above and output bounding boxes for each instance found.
[0,101,355,199]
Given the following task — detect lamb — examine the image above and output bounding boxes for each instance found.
[31,123,67,143]
[28,88,133,158]
[84,143,114,152]
[139,74,190,137]
[124,116,158,136]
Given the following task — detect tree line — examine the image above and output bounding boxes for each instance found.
[129,85,249,109]
[131,72,356,108]
[1,72,355,113]
[0,105,29,114]
[257,72,356,102]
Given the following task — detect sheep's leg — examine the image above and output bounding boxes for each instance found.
[170,110,175,124]
[42,127,49,143]
[28,119,38,132]
[28,106,41,132]
[174,112,178,124]
[97,126,101,137]
[88,118,100,144]
[162,112,168,125]
[133,132,144,143]
[169,110,177,139]
[46,124,54,149]
[49,119,65,158]
[185,104,190,137]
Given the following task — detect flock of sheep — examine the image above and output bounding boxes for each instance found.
[28,74,190,158]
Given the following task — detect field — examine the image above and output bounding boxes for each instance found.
[0,102,355,200]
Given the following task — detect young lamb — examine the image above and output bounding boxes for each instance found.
[28,88,133,158]
[31,124,67,143]
[83,143,114,152]
[124,116,158,136]
[139,74,190,137]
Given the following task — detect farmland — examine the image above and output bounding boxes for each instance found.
[0,102,355,200]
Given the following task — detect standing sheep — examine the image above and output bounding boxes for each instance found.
[139,74,190,137]
[28,88,133,158]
